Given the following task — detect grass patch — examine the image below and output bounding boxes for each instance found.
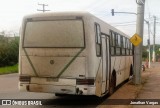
[0,64,18,75]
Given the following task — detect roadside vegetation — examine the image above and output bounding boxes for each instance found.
[142,44,160,61]
[0,35,19,74]
[0,64,18,74]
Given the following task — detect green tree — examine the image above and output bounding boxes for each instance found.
[0,36,8,66]
[0,36,19,67]
[7,37,19,65]
[142,45,148,60]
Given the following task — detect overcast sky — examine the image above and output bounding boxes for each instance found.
[0,0,160,45]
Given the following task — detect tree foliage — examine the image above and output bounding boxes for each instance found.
[0,36,19,67]
[142,44,160,61]
[142,45,148,60]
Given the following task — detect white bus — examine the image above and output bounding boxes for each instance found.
[19,12,133,97]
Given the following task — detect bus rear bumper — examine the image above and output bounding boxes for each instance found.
[19,84,95,95]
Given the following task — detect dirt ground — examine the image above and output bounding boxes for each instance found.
[98,64,159,108]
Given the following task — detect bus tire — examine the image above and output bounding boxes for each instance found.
[130,65,133,76]
[109,72,116,95]
[129,65,133,80]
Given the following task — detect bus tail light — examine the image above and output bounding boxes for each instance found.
[76,79,94,85]
[19,75,31,82]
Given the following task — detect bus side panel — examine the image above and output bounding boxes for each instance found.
[124,56,133,80]
[111,56,131,86]
[85,17,104,97]
[112,56,123,86]
[84,16,98,79]
[95,60,102,97]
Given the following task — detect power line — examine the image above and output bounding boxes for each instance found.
[113,23,136,27]
[111,21,136,25]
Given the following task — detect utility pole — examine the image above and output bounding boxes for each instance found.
[144,20,150,68]
[152,16,156,62]
[133,0,145,84]
[37,3,50,12]
[147,21,151,68]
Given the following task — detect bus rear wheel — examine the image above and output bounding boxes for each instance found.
[109,74,116,95]
[129,65,133,80]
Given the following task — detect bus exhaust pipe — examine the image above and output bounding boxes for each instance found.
[78,90,83,95]
[76,88,83,95]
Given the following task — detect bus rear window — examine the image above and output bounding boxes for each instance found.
[23,20,85,48]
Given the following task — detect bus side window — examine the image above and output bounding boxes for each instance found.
[122,36,126,55]
[115,33,121,55]
[126,38,129,55]
[130,42,133,55]
[110,31,115,55]
[95,23,101,56]
[110,31,113,46]
[128,39,130,55]
[117,34,121,47]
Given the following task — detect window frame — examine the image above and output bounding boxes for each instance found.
[110,30,116,55]
[95,23,102,57]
